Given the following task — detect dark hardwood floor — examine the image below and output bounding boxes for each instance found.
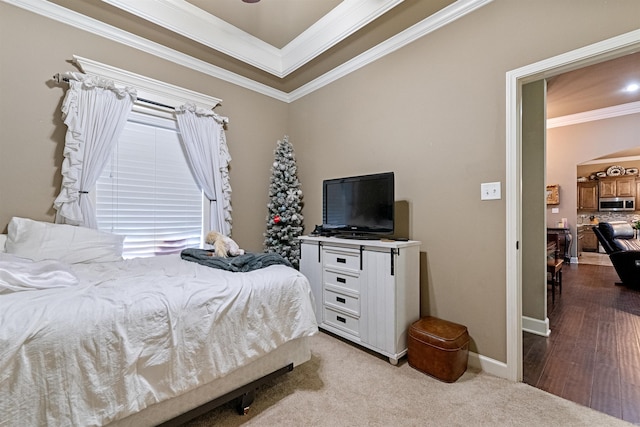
[523,262,640,424]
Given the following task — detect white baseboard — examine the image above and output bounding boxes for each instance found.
[468,317,549,380]
[522,316,551,337]
[468,351,509,379]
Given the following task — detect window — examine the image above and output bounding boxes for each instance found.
[96,111,203,258]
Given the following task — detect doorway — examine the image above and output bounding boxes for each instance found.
[506,29,640,382]
[528,143,640,421]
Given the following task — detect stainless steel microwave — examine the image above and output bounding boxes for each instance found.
[599,197,635,212]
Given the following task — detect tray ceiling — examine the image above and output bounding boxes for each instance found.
[187,0,343,49]
[38,0,458,94]
[3,0,639,117]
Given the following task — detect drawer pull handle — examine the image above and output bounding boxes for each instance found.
[337,277,346,284]
[336,296,346,304]
[337,316,346,323]
[337,258,346,263]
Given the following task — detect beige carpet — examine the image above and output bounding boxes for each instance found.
[185,332,631,426]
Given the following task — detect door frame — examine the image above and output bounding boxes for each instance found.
[505,29,640,382]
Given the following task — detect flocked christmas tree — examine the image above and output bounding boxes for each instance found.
[264,136,304,269]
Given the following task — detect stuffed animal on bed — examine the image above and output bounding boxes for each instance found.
[205,231,245,258]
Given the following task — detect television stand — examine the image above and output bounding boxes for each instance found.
[299,235,421,364]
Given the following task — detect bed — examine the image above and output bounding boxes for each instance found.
[0,217,318,427]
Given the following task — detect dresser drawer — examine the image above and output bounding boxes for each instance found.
[324,268,360,292]
[324,288,360,316]
[323,247,360,272]
[323,306,360,336]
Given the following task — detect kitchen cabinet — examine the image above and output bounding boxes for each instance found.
[577,181,598,211]
[577,228,583,254]
[599,176,636,198]
[578,225,598,253]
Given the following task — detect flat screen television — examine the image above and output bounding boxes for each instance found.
[322,172,394,238]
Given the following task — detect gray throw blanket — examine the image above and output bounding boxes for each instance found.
[180,248,292,272]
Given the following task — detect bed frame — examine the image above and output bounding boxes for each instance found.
[159,363,293,426]
[109,337,311,426]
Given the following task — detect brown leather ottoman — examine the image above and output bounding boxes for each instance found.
[408,316,469,383]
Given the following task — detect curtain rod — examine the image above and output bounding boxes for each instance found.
[53,73,175,110]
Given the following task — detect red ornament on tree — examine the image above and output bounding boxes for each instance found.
[273,215,281,224]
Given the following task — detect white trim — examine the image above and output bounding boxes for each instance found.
[506,28,640,382]
[73,55,222,111]
[280,0,404,76]
[3,0,491,102]
[102,0,282,76]
[468,350,509,379]
[547,100,640,128]
[522,316,551,337]
[581,155,640,166]
[102,0,404,78]
[3,0,290,103]
[505,66,522,382]
[288,0,493,102]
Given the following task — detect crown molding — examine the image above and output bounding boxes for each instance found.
[102,0,283,76]
[546,100,640,128]
[3,0,290,102]
[280,0,404,76]
[103,0,404,78]
[4,0,491,102]
[288,0,494,102]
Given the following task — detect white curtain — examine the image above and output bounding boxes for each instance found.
[175,103,232,236]
[53,72,136,228]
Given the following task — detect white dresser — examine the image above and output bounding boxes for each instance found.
[299,236,421,364]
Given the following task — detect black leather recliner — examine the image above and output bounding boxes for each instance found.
[592,222,640,286]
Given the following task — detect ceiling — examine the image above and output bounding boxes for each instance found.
[546,51,640,162]
[189,0,343,49]
[546,51,640,119]
[6,0,640,115]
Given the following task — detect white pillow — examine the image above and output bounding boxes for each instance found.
[0,235,6,253]
[5,217,124,264]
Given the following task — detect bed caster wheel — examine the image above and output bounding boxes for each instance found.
[236,390,255,415]
[389,357,398,366]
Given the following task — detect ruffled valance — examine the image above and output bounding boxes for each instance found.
[175,102,229,124]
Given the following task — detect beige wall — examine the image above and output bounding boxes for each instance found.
[0,3,289,252]
[2,0,640,364]
[288,1,640,361]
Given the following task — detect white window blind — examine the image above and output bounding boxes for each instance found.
[96,112,203,258]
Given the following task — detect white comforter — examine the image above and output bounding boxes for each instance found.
[0,253,80,292]
[0,254,318,427]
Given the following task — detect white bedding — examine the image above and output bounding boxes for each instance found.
[0,253,80,292]
[0,254,318,427]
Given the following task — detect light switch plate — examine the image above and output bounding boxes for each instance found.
[481,182,501,200]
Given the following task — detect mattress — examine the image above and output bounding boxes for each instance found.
[0,253,318,426]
